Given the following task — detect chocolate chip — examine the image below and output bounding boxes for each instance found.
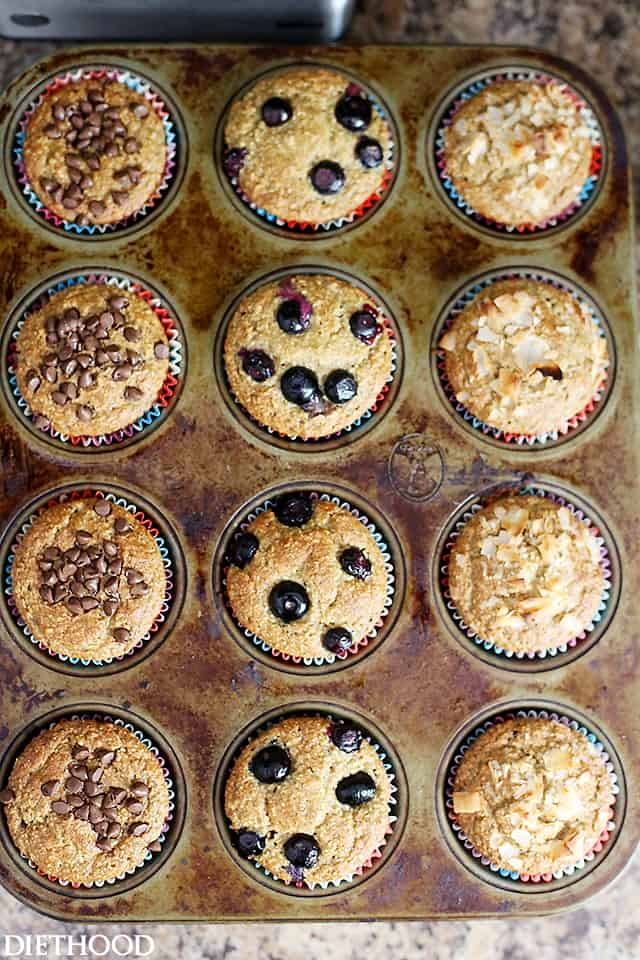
[69,763,88,780]
[44,123,61,139]
[66,794,84,808]
[41,780,58,796]
[84,780,103,798]
[123,326,140,342]
[154,341,169,359]
[112,364,132,381]
[53,104,66,121]
[124,386,143,401]
[33,414,50,430]
[39,585,53,603]
[72,745,90,760]
[62,195,81,210]
[26,369,41,392]
[65,153,83,168]
[112,627,130,644]
[51,391,68,406]
[89,805,104,824]
[130,102,149,118]
[75,530,92,547]
[65,777,83,794]
[51,800,72,814]
[65,597,83,616]
[87,154,101,171]
[114,518,132,535]
[106,822,122,839]
[102,575,119,594]
[81,596,100,611]
[124,137,139,153]
[76,404,94,422]
[147,839,162,853]
[130,780,149,798]
[112,190,129,206]
[128,822,149,836]
[103,599,119,616]
[94,499,112,517]
[108,296,128,310]
[126,799,145,815]
[0,789,14,804]
[126,568,144,584]
[104,786,126,805]
[74,804,90,820]
[130,582,149,598]
[96,837,117,852]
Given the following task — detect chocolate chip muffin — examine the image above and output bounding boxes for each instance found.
[452,716,614,876]
[224,274,394,439]
[225,716,392,885]
[15,282,171,437]
[443,80,594,226]
[438,278,608,436]
[11,496,166,661]
[448,494,604,656]
[225,493,388,659]
[23,75,167,227]
[0,718,169,885]
[223,66,392,224]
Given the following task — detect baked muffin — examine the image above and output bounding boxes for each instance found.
[0,718,169,885]
[452,716,614,876]
[225,716,392,885]
[438,278,608,436]
[23,75,167,227]
[224,273,393,439]
[443,80,594,226]
[448,494,604,656]
[11,496,166,661]
[223,66,392,224]
[224,493,388,659]
[15,282,171,437]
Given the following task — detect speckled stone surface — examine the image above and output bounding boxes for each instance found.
[0,1,638,955]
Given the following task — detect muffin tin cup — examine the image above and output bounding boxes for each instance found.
[4,271,184,450]
[12,65,179,237]
[3,486,176,667]
[438,483,615,664]
[433,68,603,235]
[221,490,397,667]
[220,66,397,237]
[445,708,619,884]
[6,711,176,891]
[218,709,399,892]
[433,269,613,448]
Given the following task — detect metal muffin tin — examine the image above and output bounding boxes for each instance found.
[0,44,637,921]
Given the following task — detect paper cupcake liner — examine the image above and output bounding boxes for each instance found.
[224,711,398,890]
[225,318,397,444]
[439,484,612,661]
[435,271,609,446]
[13,66,178,236]
[6,272,183,448]
[223,81,395,234]
[445,708,618,883]
[223,491,396,666]
[12,712,175,890]
[4,487,175,666]
[434,69,603,234]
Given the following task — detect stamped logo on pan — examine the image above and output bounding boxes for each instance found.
[388,434,445,502]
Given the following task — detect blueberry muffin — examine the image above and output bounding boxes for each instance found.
[11,496,166,661]
[224,273,393,439]
[438,278,608,436]
[443,80,594,226]
[223,66,392,224]
[225,716,392,885]
[224,493,388,659]
[0,718,169,885]
[23,75,167,227]
[448,494,604,656]
[15,282,171,437]
[452,717,614,876]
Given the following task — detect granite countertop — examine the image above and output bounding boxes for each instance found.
[0,1,638,957]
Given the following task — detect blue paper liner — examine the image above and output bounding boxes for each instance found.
[445,708,618,883]
[434,69,603,234]
[4,488,175,666]
[13,66,178,236]
[439,485,613,660]
[223,491,396,666]
[435,270,610,446]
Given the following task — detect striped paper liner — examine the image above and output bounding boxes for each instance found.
[435,270,609,446]
[445,708,618,883]
[4,487,174,666]
[434,69,603,234]
[439,484,612,661]
[12,66,178,236]
[224,712,398,890]
[223,491,396,666]
[6,272,183,448]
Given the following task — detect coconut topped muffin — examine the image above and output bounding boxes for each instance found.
[447,494,604,656]
[439,278,608,436]
[0,718,169,885]
[452,716,614,876]
[443,79,594,226]
[11,496,166,661]
[224,716,392,885]
[15,282,171,438]
[223,66,392,225]
[23,75,167,227]
[224,492,388,659]
[224,273,393,440]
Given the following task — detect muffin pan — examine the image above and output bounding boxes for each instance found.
[0,45,636,921]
